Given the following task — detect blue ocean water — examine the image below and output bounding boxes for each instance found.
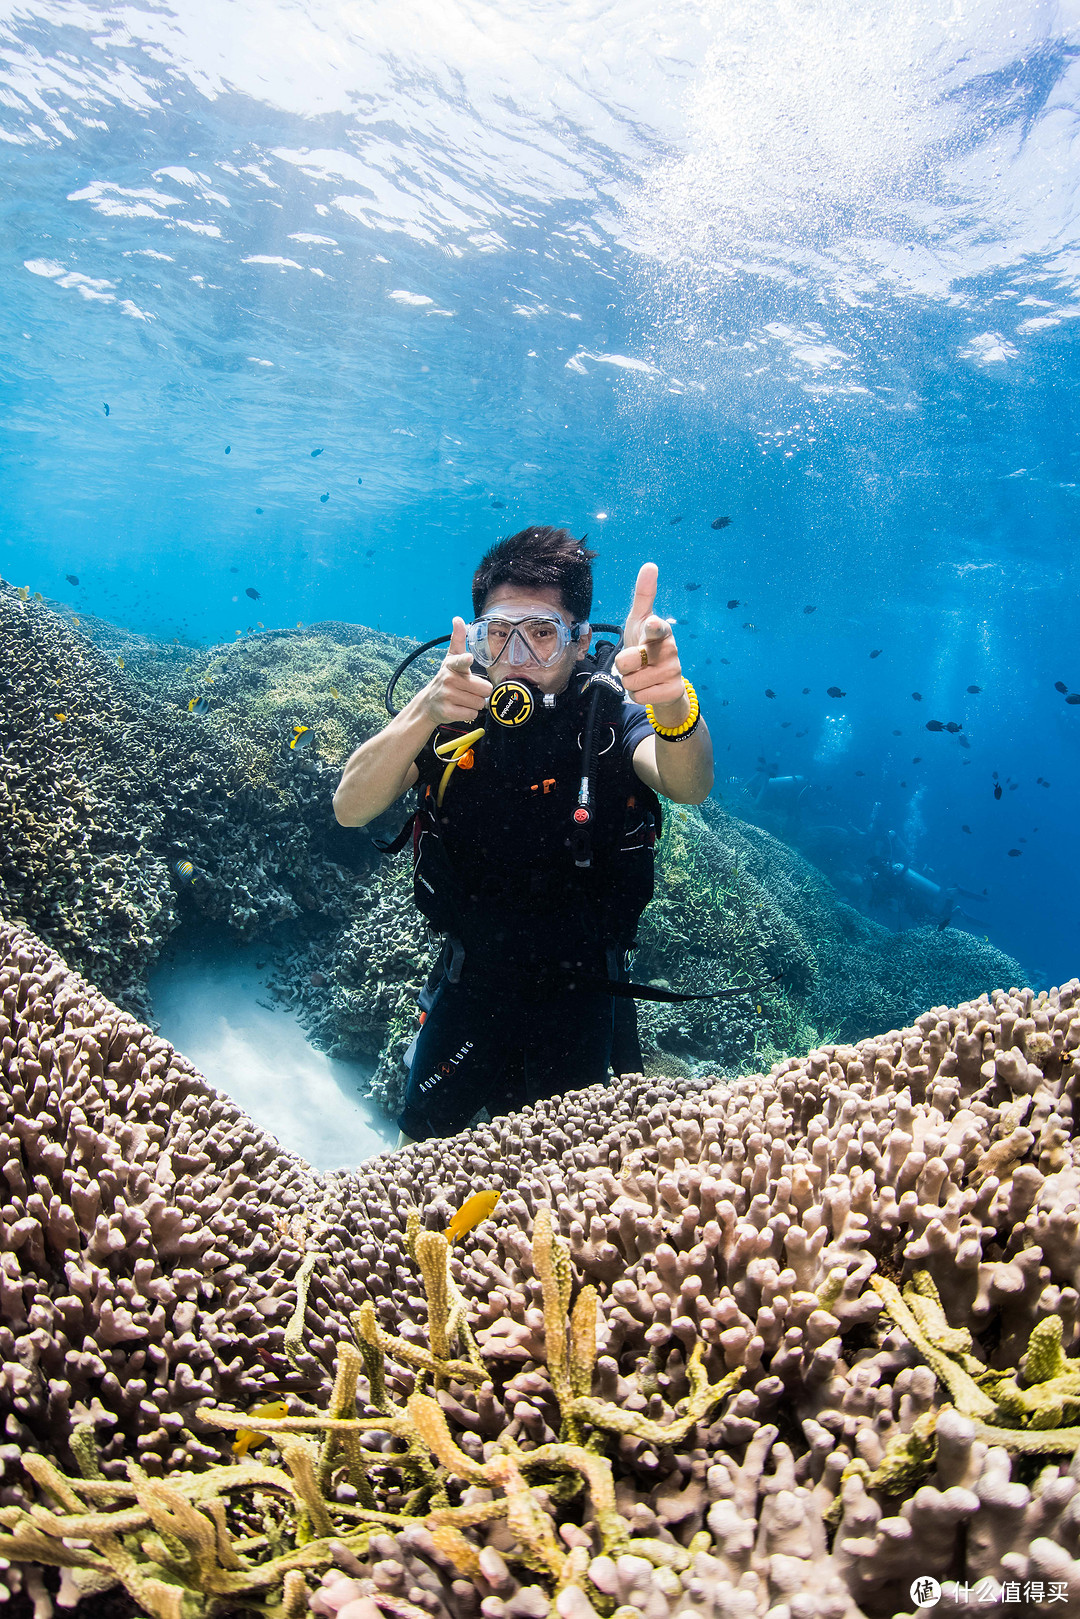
[1,0,1078,987]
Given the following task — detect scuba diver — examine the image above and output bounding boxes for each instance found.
[332,526,713,1143]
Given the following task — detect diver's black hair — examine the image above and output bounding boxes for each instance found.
[472,526,597,622]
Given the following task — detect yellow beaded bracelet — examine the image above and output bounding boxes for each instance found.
[646,678,701,740]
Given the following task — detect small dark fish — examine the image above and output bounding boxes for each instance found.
[967,685,981,694]
[311,448,323,457]
[937,916,950,931]
[230,567,239,573]
[727,600,740,609]
[803,605,816,614]
[945,721,962,733]
[781,721,791,728]
[795,729,807,737]
[869,649,882,658]
[357,477,363,485]
[912,757,922,764]
[705,657,712,665]
[320,493,329,503]
[491,498,505,509]
[993,771,999,779]
[685,582,701,592]
[958,734,971,749]
[225,445,231,454]
[855,770,865,776]
[1008,848,1021,857]
[962,825,971,833]
[366,548,375,556]
[1018,837,1027,844]
[669,514,684,525]
[1009,782,1019,790]
[1055,681,1068,694]
[892,730,901,736]
[103,403,110,416]
[711,516,731,529]
[245,587,261,600]
[256,507,263,514]
[925,720,945,732]
[994,784,1003,800]
[720,658,730,665]
[765,689,776,699]
[900,781,907,788]
[802,687,810,695]
[1068,694,1080,705]
[742,622,756,630]
[66,573,79,586]
[912,692,922,701]
[826,686,845,698]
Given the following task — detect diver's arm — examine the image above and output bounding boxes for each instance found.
[333,616,492,828]
[332,698,428,827]
[615,561,714,806]
[632,714,714,805]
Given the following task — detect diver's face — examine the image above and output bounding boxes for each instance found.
[477,584,591,694]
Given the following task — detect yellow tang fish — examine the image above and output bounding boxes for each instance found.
[330,688,340,700]
[16,586,29,599]
[55,713,67,723]
[446,1188,501,1245]
[232,1400,288,1458]
[756,1004,762,1015]
[117,655,125,669]
[72,617,80,627]
[32,592,43,602]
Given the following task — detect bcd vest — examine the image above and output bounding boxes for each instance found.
[408,670,661,966]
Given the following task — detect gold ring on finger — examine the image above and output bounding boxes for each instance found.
[639,647,649,668]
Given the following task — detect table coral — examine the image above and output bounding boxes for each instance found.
[1,914,1079,1617]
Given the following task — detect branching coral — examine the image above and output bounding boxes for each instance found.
[2,915,1080,1615]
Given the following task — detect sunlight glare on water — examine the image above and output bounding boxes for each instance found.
[1,0,1079,984]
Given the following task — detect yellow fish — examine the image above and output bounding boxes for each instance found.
[32,592,43,602]
[117,655,125,669]
[756,1004,762,1015]
[446,1188,501,1244]
[55,713,67,723]
[16,586,29,600]
[232,1400,288,1458]
[330,687,340,700]
[257,621,264,628]
[296,620,303,628]
[72,617,80,627]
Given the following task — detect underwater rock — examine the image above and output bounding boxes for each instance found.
[1,914,1079,1616]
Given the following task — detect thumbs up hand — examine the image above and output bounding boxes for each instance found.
[421,616,493,724]
[615,563,688,720]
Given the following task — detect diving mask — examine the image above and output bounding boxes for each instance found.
[465,610,585,670]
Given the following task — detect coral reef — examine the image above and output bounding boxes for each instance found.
[0,587,1024,1119]
[0,586,404,1018]
[2,914,1079,1616]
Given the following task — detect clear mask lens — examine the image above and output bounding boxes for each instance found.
[467,614,574,668]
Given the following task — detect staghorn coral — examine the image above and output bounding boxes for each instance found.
[2,914,1080,1616]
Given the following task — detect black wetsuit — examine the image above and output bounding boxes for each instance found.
[397,670,656,1140]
